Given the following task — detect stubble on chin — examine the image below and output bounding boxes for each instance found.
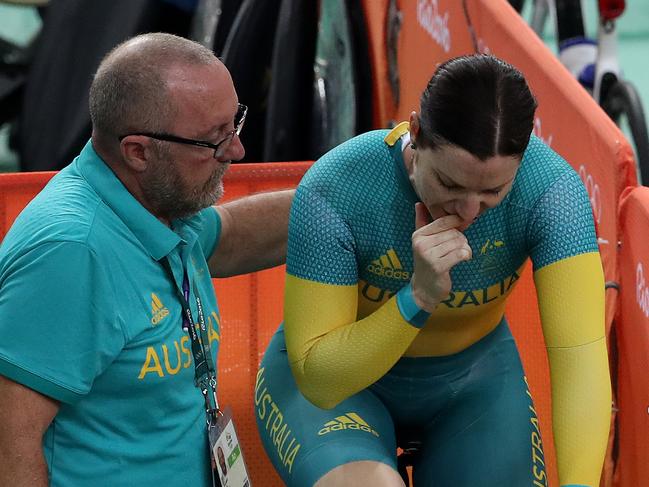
[199,165,228,206]
[144,157,230,220]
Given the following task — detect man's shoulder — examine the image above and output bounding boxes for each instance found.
[1,165,104,253]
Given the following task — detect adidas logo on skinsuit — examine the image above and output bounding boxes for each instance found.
[318,412,380,437]
[366,248,411,280]
[151,293,170,325]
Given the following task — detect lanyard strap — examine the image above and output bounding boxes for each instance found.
[161,257,220,416]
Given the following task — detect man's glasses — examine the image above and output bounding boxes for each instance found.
[118,104,247,160]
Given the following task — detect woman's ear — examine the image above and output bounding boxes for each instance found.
[409,111,420,146]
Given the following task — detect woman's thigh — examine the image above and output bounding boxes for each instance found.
[411,335,548,487]
[255,328,400,487]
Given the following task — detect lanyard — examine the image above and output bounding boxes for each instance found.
[161,257,220,420]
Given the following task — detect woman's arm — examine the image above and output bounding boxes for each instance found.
[535,251,611,487]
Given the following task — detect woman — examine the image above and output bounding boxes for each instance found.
[255,54,610,487]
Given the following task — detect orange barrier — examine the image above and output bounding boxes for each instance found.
[0,163,310,487]
[614,186,649,487]
[214,163,310,486]
[0,171,56,237]
[360,0,637,484]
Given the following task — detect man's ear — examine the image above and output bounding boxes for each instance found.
[409,111,420,146]
[119,136,151,173]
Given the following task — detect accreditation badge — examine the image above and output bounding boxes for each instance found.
[209,407,251,487]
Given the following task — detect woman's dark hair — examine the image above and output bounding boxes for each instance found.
[417,54,537,159]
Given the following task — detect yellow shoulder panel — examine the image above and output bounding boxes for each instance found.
[383,121,410,147]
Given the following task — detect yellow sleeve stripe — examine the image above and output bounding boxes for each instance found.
[533,252,605,348]
[284,274,359,364]
[284,274,420,409]
[547,337,611,485]
[383,121,410,147]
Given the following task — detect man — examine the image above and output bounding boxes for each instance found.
[256,54,610,486]
[0,33,292,486]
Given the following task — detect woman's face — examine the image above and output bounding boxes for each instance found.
[409,143,520,231]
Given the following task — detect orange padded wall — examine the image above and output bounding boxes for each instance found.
[614,187,649,487]
[213,163,310,486]
[0,163,310,487]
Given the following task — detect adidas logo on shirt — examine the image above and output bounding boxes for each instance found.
[317,412,380,437]
[151,293,170,325]
[366,248,410,280]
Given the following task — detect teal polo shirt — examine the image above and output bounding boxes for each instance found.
[0,141,222,486]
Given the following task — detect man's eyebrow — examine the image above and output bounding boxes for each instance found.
[200,122,229,139]
[201,107,240,138]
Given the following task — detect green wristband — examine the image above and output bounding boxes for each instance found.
[396,282,431,328]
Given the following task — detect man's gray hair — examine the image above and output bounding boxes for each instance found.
[89,33,217,137]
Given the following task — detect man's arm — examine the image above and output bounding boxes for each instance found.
[208,189,294,277]
[0,375,59,487]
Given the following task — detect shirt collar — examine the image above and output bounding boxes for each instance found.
[75,140,183,261]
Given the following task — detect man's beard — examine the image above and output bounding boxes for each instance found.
[141,153,229,220]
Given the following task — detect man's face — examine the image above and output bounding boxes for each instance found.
[410,144,520,231]
[140,141,229,220]
[141,62,244,220]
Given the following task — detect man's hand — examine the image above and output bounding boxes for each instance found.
[410,203,472,312]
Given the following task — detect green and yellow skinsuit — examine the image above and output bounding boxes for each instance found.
[255,124,610,487]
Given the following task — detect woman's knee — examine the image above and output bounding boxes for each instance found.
[314,461,406,487]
